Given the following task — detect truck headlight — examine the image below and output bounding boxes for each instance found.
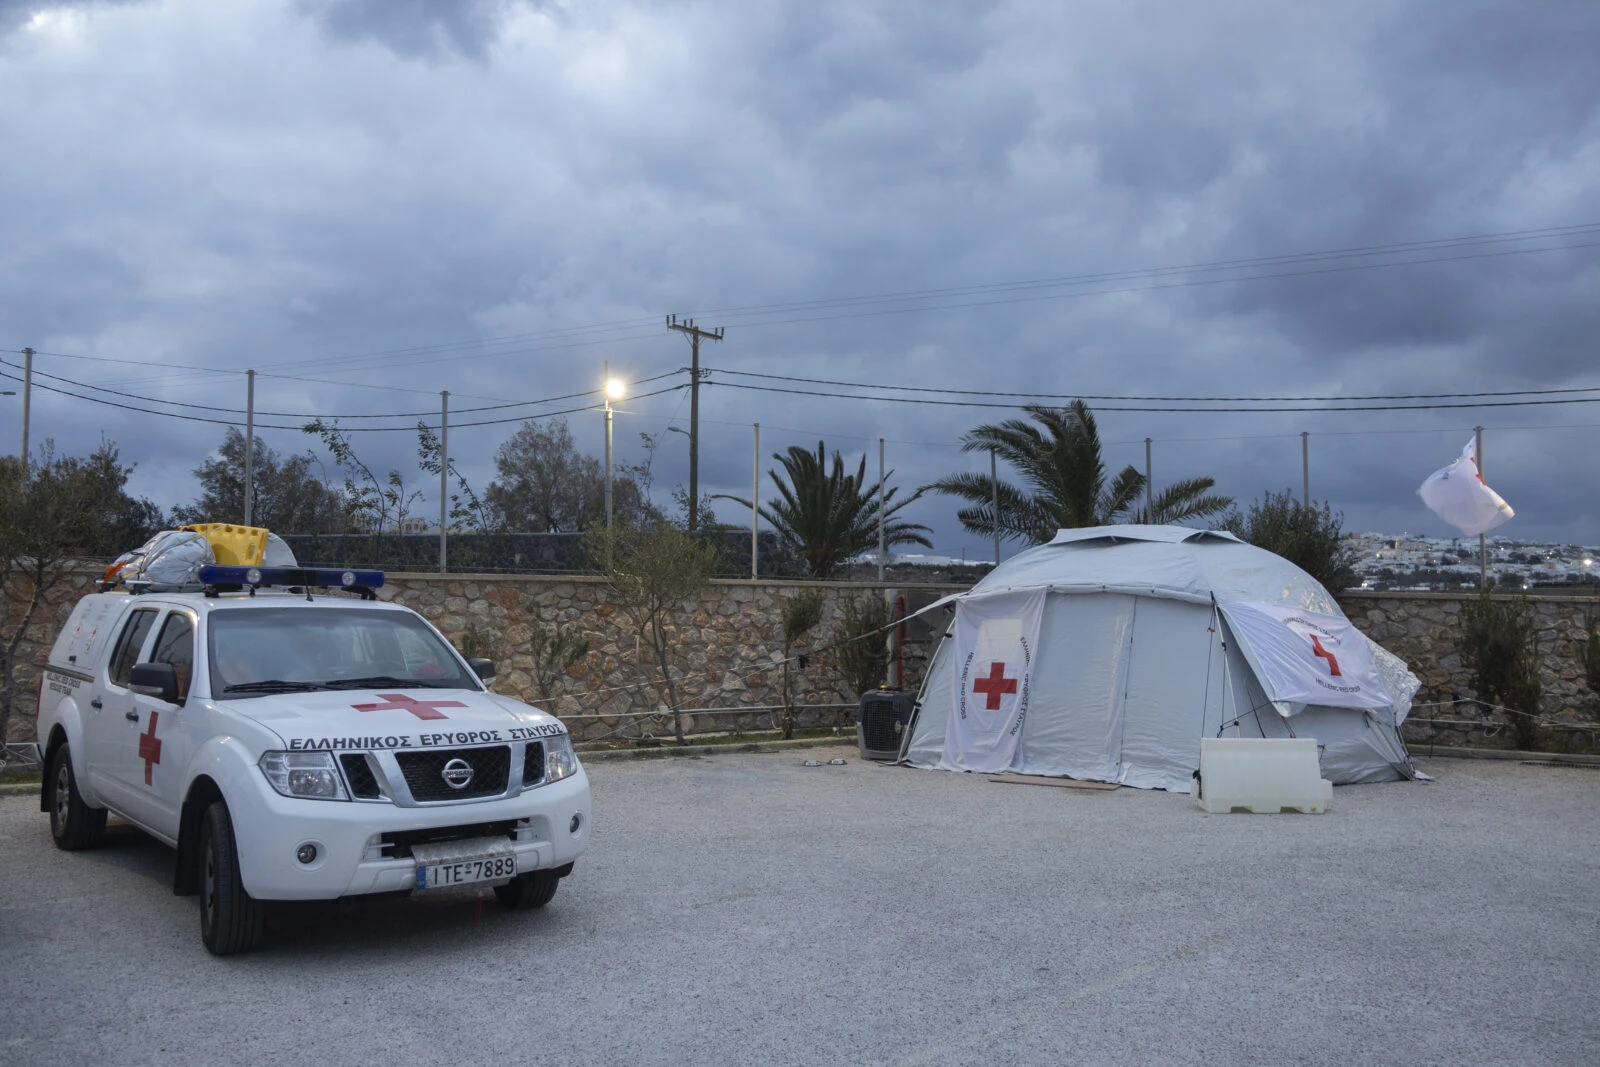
[545,734,579,783]
[259,751,349,801]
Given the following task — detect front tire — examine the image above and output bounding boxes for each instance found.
[493,870,560,910]
[199,800,265,956]
[47,743,107,851]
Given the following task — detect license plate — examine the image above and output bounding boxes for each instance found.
[409,835,518,890]
[415,854,518,889]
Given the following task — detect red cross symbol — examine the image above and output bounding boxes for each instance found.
[351,693,468,721]
[972,661,1019,710]
[1309,635,1342,677]
[138,711,162,786]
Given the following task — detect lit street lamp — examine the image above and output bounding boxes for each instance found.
[604,366,627,565]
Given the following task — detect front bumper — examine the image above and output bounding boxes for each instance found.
[230,766,590,900]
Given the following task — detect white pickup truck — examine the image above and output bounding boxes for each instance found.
[35,565,591,955]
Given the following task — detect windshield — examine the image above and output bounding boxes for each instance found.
[207,607,480,698]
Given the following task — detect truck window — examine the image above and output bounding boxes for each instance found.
[208,607,478,697]
[151,613,195,702]
[108,609,158,688]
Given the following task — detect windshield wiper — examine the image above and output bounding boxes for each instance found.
[320,675,458,690]
[222,680,330,694]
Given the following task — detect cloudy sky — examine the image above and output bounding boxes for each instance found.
[3,0,1598,559]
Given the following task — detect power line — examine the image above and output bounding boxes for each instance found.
[710,380,1600,413]
[0,358,685,420]
[0,368,688,431]
[705,367,1600,404]
[710,239,1600,330]
[682,221,1600,322]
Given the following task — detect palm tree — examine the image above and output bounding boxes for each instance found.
[928,401,1231,545]
[719,442,933,578]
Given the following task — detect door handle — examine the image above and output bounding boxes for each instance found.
[125,711,139,723]
[91,698,103,709]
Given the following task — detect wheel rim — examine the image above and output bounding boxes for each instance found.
[53,762,71,826]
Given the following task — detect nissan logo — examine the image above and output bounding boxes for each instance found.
[441,758,474,790]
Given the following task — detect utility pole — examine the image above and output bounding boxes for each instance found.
[1144,437,1153,522]
[244,369,255,526]
[878,438,886,582]
[751,423,760,580]
[1476,425,1486,589]
[1301,431,1310,505]
[19,347,32,471]
[439,391,449,575]
[666,315,723,531]
[991,449,1001,566]
[604,362,615,571]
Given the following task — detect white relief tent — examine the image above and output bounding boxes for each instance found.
[901,526,1420,791]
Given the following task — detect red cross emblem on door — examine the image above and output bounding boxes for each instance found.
[972,662,1019,710]
[1309,635,1342,676]
[138,711,162,786]
[351,693,468,721]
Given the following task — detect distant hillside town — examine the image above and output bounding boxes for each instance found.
[1345,532,1598,593]
[883,533,1600,593]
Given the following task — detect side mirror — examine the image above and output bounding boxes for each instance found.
[130,662,181,705]
[467,658,496,682]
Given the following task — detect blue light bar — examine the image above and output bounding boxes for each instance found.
[198,565,385,590]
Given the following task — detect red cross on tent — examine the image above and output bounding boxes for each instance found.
[1309,635,1342,677]
[972,661,1019,711]
[351,693,468,721]
[138,711,162,786]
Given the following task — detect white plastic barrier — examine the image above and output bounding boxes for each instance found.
[1196,738,1333,814]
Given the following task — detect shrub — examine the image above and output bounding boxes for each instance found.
[1583,614,1600,705]
[1220,490,1358,595]
[837,595,892,696]
[1459,594,1543,750]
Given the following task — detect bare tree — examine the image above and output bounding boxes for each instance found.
[779,591,824,739]
[486,418,650,532]
[583,519,717,744]
[173,428,350,533]
[0,446,123,746]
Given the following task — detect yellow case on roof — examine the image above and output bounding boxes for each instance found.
[182,523,270,566]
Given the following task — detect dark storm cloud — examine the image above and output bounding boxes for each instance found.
[295,0,534,62]
[1,0,1597,555]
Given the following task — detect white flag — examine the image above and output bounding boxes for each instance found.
[943,589,1045,773]
[1219,602,1393,711]
[1418,437,1513,537]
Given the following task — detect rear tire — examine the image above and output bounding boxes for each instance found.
[493,870,560,910]
[199,800,265,956]
[47,743,107,851]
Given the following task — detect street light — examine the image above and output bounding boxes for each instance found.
[604,365,627,566]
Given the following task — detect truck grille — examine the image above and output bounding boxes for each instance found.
[395,745,511,801]
[522,741,546,787]
[340,754,382,799]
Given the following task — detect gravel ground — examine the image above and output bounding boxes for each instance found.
[2,747,1597,1066]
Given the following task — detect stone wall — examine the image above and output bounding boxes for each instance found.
[1,568,958,747]
[1341,591,1600,749]
[377,575,958,742]
[6,571,1597,752]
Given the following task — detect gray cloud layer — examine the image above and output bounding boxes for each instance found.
[2,0,1597,553]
